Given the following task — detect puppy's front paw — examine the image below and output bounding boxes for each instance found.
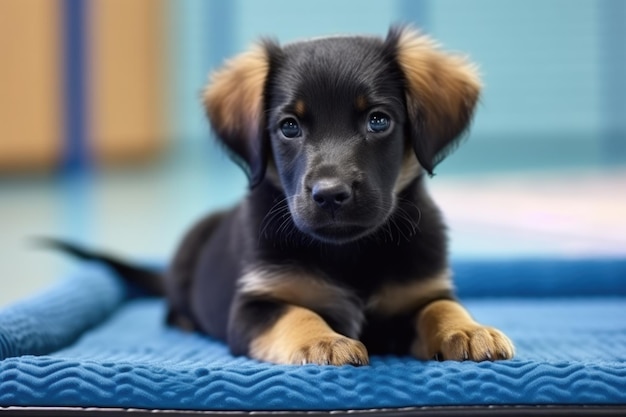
[249,306,369,366]
[414,300,514,362]
[293,335,369,366]
[417,324,514,361]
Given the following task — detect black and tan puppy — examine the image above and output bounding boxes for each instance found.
[53,26,514,366]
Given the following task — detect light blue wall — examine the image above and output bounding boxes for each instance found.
[431,0,602,136]
[425,0,617,172]
[236,0,397,46]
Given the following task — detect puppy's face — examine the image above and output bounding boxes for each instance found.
[204,27,481,244]
[267,37,407,243]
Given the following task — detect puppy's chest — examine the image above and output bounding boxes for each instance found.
[241,255,451,340]
[290,269,449,339]
[246,261,444,315]
[298,244,420,286]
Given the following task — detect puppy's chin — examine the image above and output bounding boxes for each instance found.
[308,224,374,245]
[291,214,388,245]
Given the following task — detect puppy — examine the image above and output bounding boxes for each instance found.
[53,26,514,366]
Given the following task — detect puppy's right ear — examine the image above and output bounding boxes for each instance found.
[203,41,277,187]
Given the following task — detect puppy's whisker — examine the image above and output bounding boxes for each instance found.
[397,212,418,241]
[259,199,286,228]
[395,207,418,237]
[259,207,284,237]
[383,222,395,244]
[258,197,292,243]
[395,198,422,233]
[276,216,293,238]
[389,216,410,244]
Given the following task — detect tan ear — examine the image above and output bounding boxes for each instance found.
[203,44,272,187]
[391,27,481,175]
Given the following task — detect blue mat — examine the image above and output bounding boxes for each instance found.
[1,259,625,411]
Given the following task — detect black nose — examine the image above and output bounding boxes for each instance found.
[311,179,353,212]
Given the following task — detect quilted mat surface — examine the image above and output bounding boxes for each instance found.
[1,260,625,411]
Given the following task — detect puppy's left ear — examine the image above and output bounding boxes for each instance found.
[389,27,481,175]
[203,41,277,187]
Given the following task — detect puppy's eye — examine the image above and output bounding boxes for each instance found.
[279,118,302,138]
[367,112,391,133]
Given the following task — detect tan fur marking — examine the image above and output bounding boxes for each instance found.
[367,270,453,315]
[393,149,422,193]
[240,267,349,308]
[412,299,515,361]
[203,45,269,142]
[355,95,368,112]
[250,306,369,365]
[264,158,282,189]
[294,99,306,118]
[395,28,481,156]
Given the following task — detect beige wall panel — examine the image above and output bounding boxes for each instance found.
[0,0,62,171]
[89,0,167,165]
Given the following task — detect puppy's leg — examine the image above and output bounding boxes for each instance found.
[253,305,368,366]
[166,211,228,330]
[231,299,368,366]
[412,299,514,361]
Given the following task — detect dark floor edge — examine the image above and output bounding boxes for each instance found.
[2,405,626,417]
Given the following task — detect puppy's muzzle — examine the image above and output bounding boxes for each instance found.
[311,179,353,214]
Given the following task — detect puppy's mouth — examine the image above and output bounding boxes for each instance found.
[309,224,374,244]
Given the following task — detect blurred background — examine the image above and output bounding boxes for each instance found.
[1,0,625,306]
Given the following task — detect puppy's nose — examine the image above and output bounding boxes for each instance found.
[311,179,352,212]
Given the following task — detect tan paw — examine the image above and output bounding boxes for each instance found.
[250,305,369,366]
[423,324,515,361]
[292,335,369,366]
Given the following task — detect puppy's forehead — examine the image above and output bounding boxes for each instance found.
[273,36,400,106]
[282,35,383,64]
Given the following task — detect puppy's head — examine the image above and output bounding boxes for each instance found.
[204,27,480,244]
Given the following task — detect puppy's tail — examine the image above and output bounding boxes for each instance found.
[36,238,165,296]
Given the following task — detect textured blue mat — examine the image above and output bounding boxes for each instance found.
[1,259,625,411]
